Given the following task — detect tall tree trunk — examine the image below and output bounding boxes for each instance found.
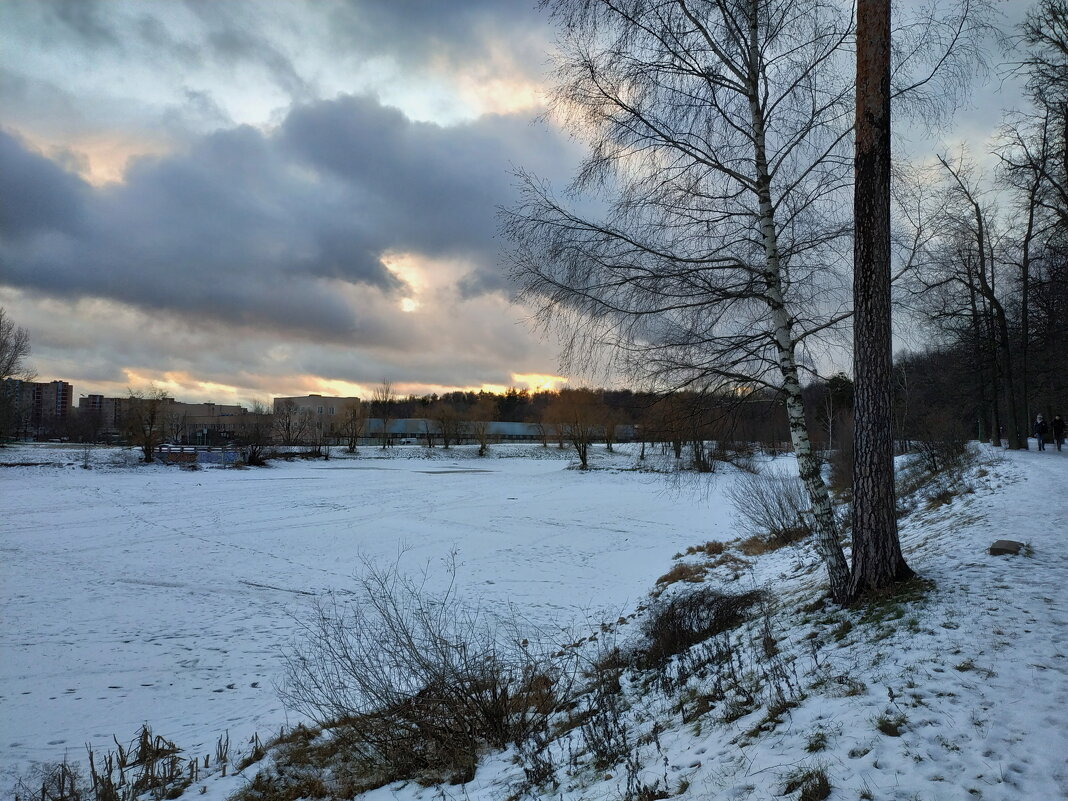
[850,0,912,597]
[1019,183,1037,427]
[985,301,1004,446]
[941,156,1024,449]
[746,9,850,601]
[980,230,1024,449]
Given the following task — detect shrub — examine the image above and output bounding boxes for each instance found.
[279,558,573,789]
[783,765,831,801]
[655,562,708,586]
[13,762,84,801]
[912,411,970,474]
[726,470,813,546]
[684,541,726,557]
[637,588,766,669]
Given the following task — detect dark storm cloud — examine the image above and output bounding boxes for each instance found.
[0,95,580,341]
[0,129,88,240]
[281,96,583,293]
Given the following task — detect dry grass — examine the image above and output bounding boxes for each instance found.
[684,540,727,557]
[737,525,808,555]
[655,562,709,586]
[783,766,831,801]
[638,588,766,669]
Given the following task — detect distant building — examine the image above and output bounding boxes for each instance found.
[74,394,255,444]
[2,379,74,438]
[273,395,360,417]
[273,394,361,441]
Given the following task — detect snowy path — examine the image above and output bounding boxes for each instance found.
[749,448,1068,801]
[884,449,1068,799]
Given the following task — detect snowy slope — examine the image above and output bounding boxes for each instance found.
[2,443,1066,800]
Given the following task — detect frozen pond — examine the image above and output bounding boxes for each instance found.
[0,444,733,782]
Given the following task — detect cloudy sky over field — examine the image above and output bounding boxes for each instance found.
[0,0,1032,404]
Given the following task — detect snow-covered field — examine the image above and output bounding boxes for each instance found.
[2,442,1066,800]
[0,443,717,787]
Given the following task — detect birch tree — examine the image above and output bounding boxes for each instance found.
[506,0,988,603]
[506,0,858,599]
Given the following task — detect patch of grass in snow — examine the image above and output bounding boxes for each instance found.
[676,540,727,558]
[830,619,854,641]
[782,764,831,801]
[656,562,710,586]
[805,728,829,752]
[875,713,908,736]
[745,698,801,737]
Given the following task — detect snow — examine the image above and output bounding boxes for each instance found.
[2,442,1066,800]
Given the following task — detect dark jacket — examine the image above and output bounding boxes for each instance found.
[1035,419,1049,437]
[1053,417,1065,438]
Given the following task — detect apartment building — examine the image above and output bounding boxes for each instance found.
[1,379,74,438]
[75,395,255,444]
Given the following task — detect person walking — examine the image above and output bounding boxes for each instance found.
[1034,414,1049,451]
[1053,415,1065,452]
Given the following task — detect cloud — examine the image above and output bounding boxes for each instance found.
[0,93,583,397]
[324,0,551,78]
[0,1,587,399]
[0,129,89,239]
[1,285,568,405]
[2,95,579,339]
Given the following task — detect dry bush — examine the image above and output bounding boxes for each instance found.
[684,541,726,557]
[84,724,192,801]
[637,588,766,670]
[655,562,708,586]
[13,762,83,801]
[738,529,806,555]
[912,411,970,474]
[726,470,813,546]
[279,558,574,789]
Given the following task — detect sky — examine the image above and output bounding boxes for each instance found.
[0,0,1036,406]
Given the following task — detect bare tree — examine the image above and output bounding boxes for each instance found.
[506,0,856,599]
[274,399,309,447]
[372,380,396,449]
[340,399,368,453]
[507,0,989,603]
[125,389,170,463]
[547,389,603,469]
[164,409,188,445]
[468,397,496,457]
[938,154,1026,449]
[237,401,274,465]
[533,412,553,449]
[0,307,33,382]
[0,308,35,443]
[997,0,1068,422]
[430,400,464,448]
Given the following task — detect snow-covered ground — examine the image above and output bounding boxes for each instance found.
[2,442,1066,800]
[0,443,717,787]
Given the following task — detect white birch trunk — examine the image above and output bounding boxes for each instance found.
[746,1,851,602]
